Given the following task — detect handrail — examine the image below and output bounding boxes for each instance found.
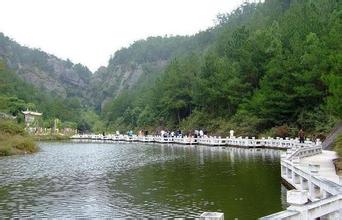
[71,134,322,150]
[286,145,322,160]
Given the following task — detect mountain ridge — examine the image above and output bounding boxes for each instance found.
[1,0,341,137]
[0,29,215,110]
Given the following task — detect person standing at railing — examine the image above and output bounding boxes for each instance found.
[199,130,204,138]
[229,130,234,138]
[177,129,182,138]
[128,130,133,137]
[193,130,198,139]
[193,131,198,142]
[298,129,305,143]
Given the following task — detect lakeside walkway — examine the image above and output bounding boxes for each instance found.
[262,146,342,219]
[71,133,341,219]
[301,150,339,184]
[71,133,319,150]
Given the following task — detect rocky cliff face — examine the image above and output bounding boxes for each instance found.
[89,60,168,110]
[0,33,91,101]
[88,34,214,110]
[0,33,172,109]
[0,31,214,110]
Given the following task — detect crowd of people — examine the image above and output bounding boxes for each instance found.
[115,129,210,138]
[114,128,307,143]
[139,129,209,139]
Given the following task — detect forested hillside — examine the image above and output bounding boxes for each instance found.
[102,0,342,137]
[0,29,215,131]
[90,32,216,110]
[0,34,103,131]
[0,0,341,137]
[0,60,88,129]
[0,33,92,104]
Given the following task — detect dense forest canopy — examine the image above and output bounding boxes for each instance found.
[102,0,342,137]
[89,29,216,111]
[0,0,341,137]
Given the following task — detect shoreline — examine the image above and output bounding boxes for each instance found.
[0,134,38,156]
[33,134,71,141]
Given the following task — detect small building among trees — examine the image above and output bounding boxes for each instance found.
[22,110,42,128]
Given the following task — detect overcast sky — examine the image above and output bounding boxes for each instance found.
[0,0,242,72]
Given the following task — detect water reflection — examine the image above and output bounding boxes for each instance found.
[0,142,285,218]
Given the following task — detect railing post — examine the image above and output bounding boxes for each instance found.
[200,212,224,220]
[286,190,309,219]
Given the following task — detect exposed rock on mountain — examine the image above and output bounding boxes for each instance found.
[90,33,215,110]
[0,30,214,109]
[0,33,91,101]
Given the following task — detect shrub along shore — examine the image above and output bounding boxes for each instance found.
[334,134,342,174]
[0,119,38,156]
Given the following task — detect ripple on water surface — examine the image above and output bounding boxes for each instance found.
[0,141,285,218]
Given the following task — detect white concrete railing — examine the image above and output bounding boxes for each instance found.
[285,145,322,160]
[281,160,341,200]
[173,136,197,145]
[72,133,341,219]
[197,136,226,146]
[153,136,174,143]
[136,135,155,142]
[71,134,320,150]
[261,148,342,220]
[262,194,342,220]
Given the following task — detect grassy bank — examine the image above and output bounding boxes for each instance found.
[0,119,38,156]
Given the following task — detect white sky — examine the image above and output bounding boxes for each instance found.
[0,0,242,72]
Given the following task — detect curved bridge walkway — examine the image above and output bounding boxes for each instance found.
[71,134,341,219]
[71,134,318,149]
[261,144,342,219]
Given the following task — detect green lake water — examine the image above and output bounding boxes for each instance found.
[0,142,287,219]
